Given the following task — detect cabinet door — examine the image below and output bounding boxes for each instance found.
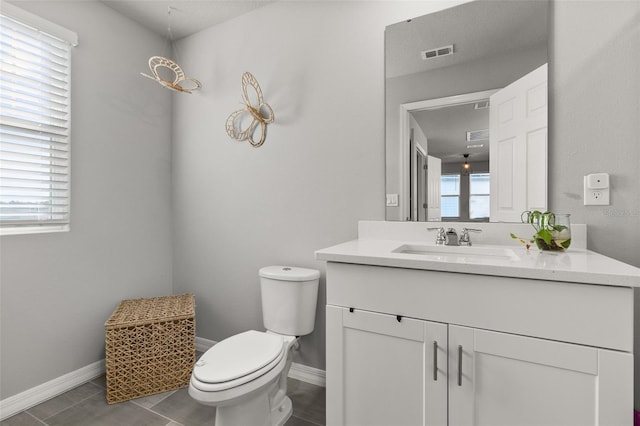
[326,305,447,426]
[449,325,633,426]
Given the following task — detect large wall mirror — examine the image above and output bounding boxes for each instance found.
[385,0,549,222]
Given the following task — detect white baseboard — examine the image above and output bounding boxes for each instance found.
[196,336,326,387]
[1,335,325,421]
[288,362,326,387]
[0,359,105,421]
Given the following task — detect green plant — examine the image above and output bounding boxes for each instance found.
[511,210,571,251]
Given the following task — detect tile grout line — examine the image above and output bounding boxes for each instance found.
[139,405,179,426]
[26,382,104,424]
[128,388,187,425]
[24,411,48,426]
[107,388,183,425]
[129,389,177,410]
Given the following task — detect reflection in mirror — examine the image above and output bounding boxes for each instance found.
[402,90,497,222]
[385,0,549,222]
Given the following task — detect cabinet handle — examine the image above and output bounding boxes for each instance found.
[457,345,463,386]
[433,341,438,381]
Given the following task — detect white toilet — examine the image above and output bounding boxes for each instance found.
[189,265,320,426]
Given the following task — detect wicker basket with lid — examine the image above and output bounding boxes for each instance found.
[105,294,195,404]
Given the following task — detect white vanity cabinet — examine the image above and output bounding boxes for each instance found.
[449,325,631,426]
[324,262,634,426]
[326,306,447,426]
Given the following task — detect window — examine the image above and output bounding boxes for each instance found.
[0,4,77,235]
[441,174,460,218]
[469,173,490,219]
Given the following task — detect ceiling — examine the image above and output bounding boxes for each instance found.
[412,101,490,164]
[101,0,274,40]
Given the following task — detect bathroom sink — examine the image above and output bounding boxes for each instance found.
[392,244,519,262]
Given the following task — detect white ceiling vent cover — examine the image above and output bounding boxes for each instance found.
[467,129,489,142]
[421,44,454,60]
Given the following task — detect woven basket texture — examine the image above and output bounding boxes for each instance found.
[105,294,195,404]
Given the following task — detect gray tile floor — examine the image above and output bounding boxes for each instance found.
[1,375,325,426]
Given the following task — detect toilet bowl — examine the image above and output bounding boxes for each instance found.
[189,266,320,426]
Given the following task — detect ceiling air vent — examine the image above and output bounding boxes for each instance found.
[474,100,490,110]
[467,129,489,142]
[421,44,454,60]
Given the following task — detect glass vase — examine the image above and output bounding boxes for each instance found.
[535,213,571,251]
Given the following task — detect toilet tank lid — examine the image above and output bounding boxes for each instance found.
[259,266,320,281]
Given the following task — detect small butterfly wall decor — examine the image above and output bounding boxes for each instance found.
[141,56,201,94]
[225,72,274,148]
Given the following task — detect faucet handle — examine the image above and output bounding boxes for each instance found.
[461,227,482,233]
[459,228,482,246]
[427,227,446,245]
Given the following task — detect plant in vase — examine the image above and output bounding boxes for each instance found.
[511,210,571,251]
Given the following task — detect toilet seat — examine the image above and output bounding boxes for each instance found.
[192,330,285,392]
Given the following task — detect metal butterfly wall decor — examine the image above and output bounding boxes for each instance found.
[140,7,201,94]
[225,72,274,148]
[140,56,201,94]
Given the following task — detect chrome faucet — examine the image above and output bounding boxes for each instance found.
[459,228,482,246]
[429,227,482,246]
[444,228,458,246]
[427,227,446,245]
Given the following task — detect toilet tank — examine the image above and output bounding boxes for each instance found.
[259,266,320,336]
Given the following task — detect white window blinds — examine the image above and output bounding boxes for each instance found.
[0,4,77,234]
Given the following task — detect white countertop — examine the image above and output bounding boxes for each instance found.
[315,222,640,288]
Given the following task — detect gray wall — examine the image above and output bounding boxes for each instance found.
[550,0,640,268]
[0,1,173,399]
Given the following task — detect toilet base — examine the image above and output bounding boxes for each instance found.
[214,392,292,426]
[270,395,292,426]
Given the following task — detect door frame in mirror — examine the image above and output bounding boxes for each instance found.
[399,89,500,221]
